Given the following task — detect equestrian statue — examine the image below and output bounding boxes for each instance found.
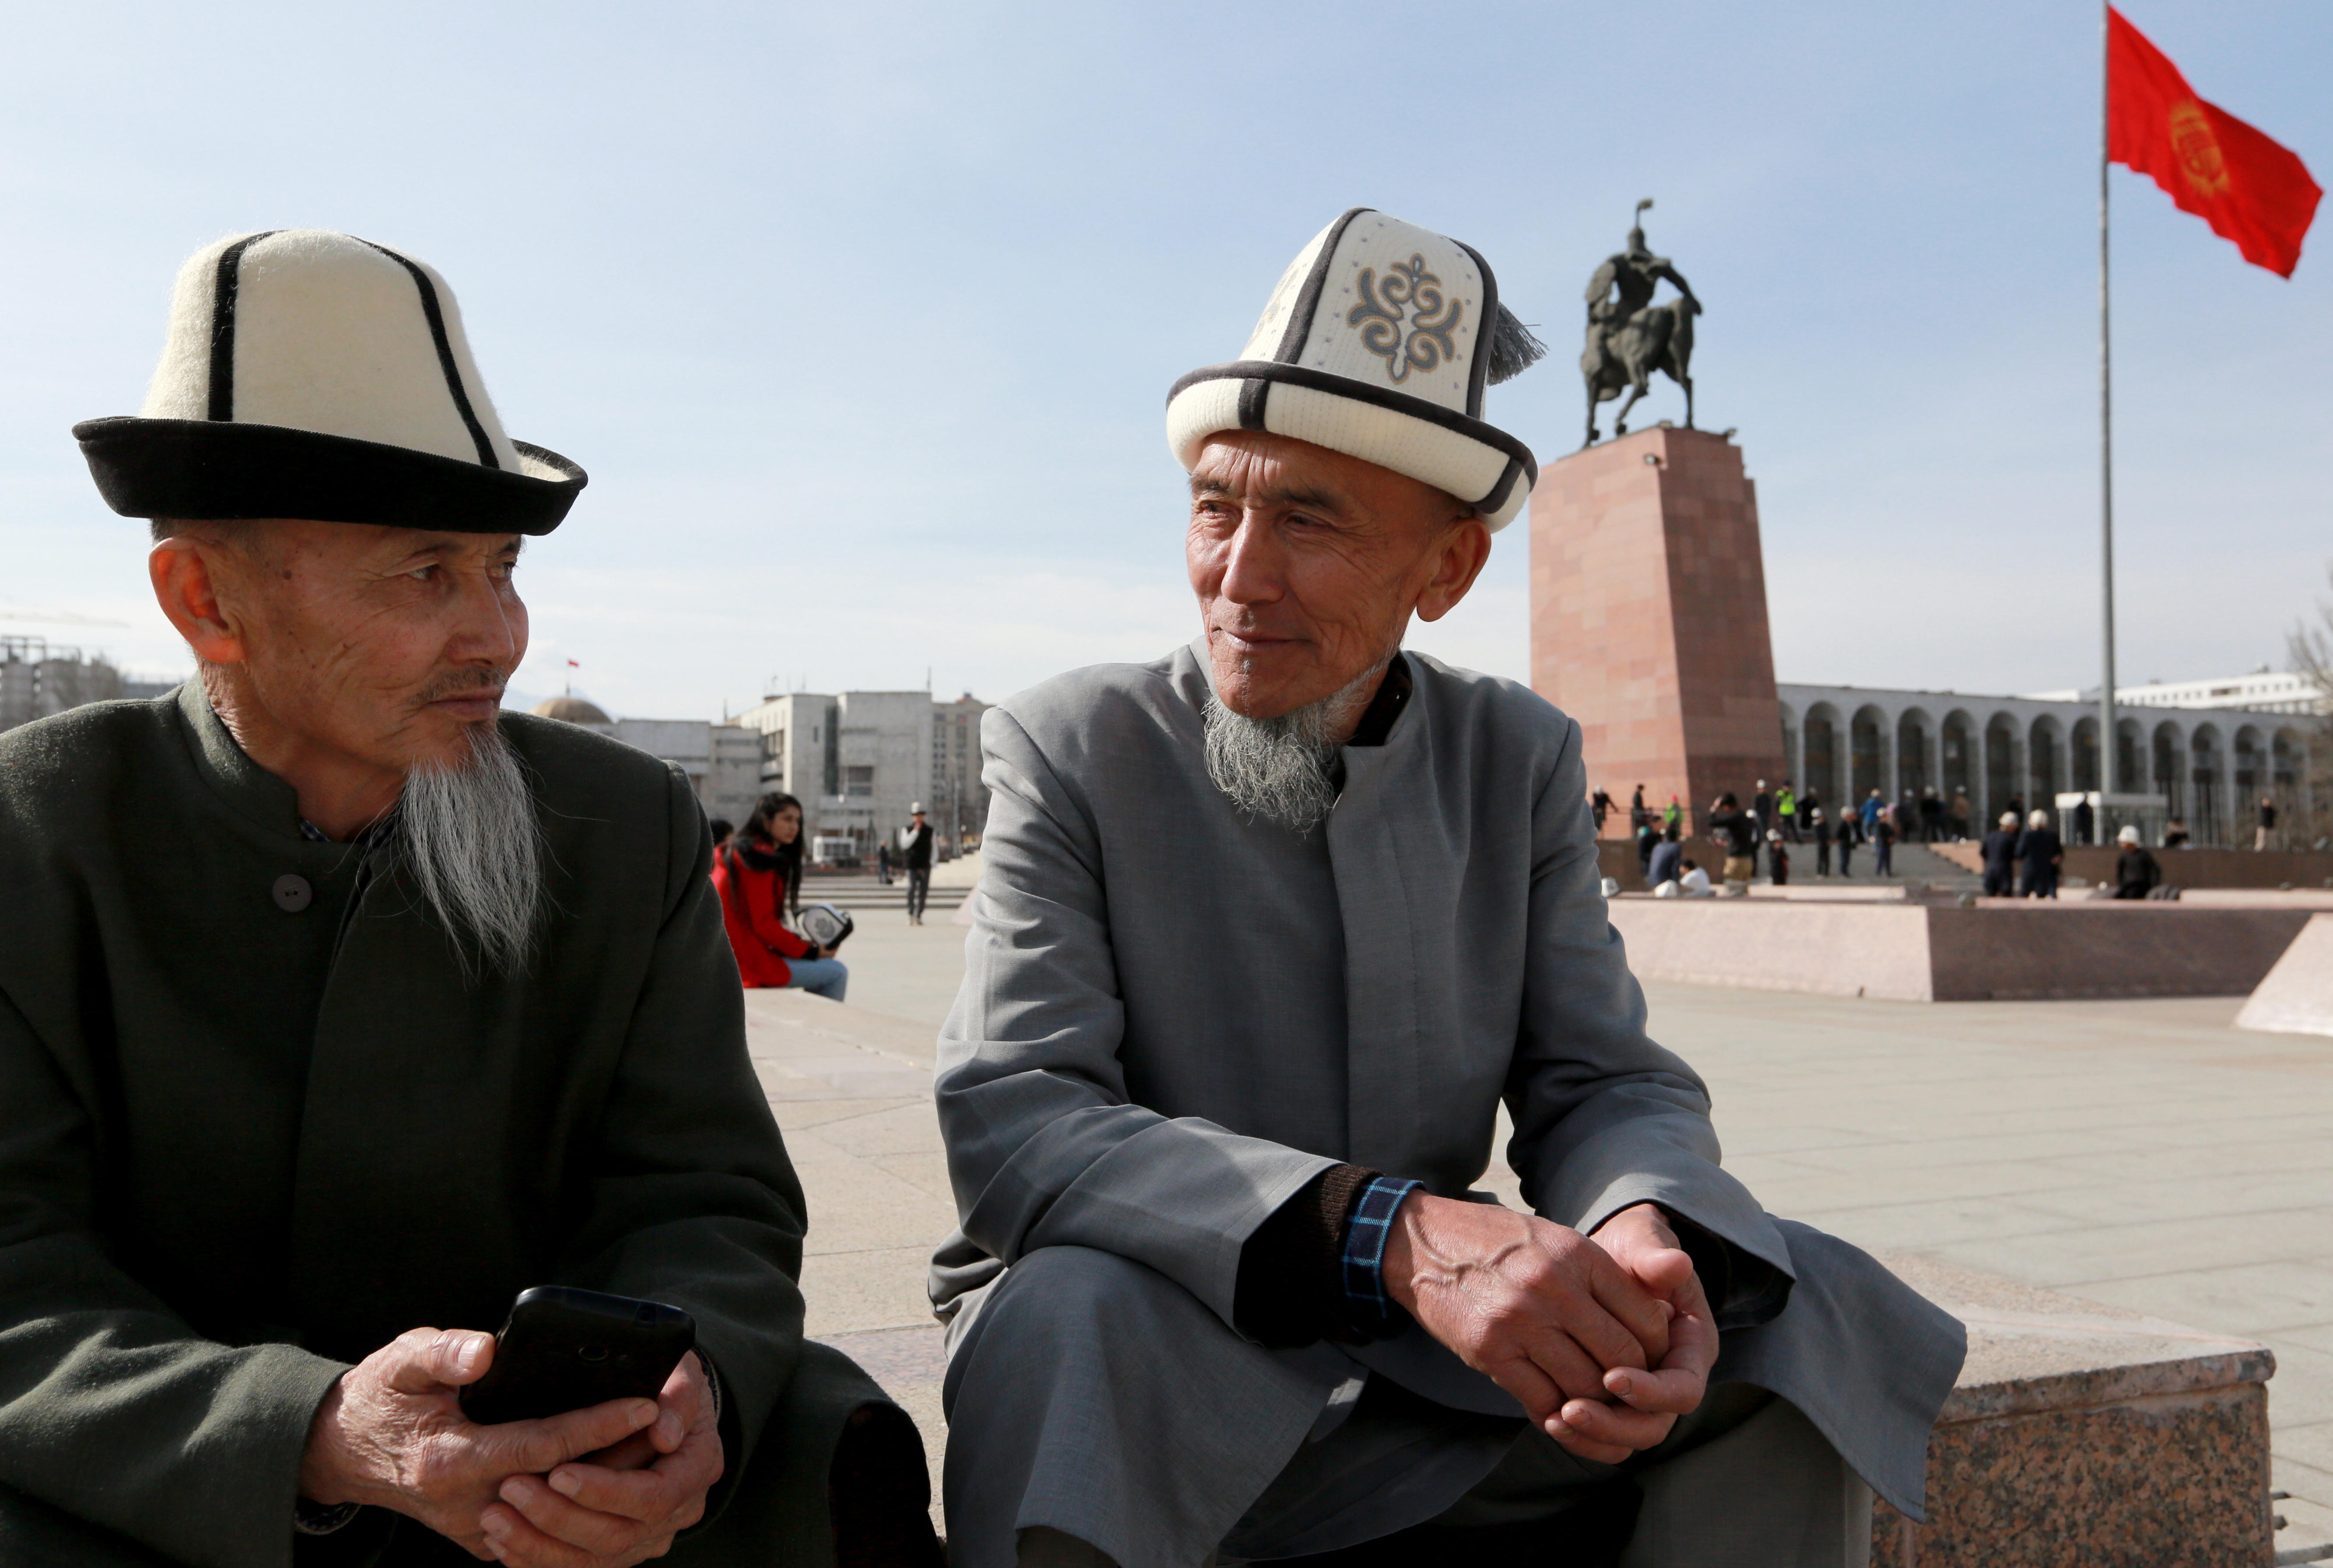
[1581,199,1701,447]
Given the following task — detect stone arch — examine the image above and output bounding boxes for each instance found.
[1985,711,2022,823]
[1941,709,1979,830]
[2272,725,2312,844]
[2234,724,2265,799]
[1802,703,1846,813]
[2066,717,2102,840]
[1895,707,1935,805]
[2272,725,2305,794]
[2190,722,2226,844]
[1850,704,1888,804]
[2028,714,2065,819]
[2151,720,2186,822]
[2115,717,2146,797]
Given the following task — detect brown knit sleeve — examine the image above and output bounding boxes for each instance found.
[1232,1163,1378,1348]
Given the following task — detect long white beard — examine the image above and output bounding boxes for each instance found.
[1202,659,1387,834]
[396,722,545,977]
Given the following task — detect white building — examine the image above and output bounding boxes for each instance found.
[2023,669,2328,718]
[733,690,933,861]
[1776,682,2317,847]
[528,698,763,828]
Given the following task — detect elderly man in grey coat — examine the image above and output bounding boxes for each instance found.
[928,211,1964,1568]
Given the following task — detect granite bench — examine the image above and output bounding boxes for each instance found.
[1873,1253,2290,1568]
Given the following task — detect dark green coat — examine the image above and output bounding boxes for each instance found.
[0,683,886,1566]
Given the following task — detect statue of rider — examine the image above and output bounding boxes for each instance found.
[1584,200,1699,379]
[1580,199,1703,445]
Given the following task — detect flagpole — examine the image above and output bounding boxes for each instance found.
[2098,0,2119,808]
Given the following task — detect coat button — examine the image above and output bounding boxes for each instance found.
[272,874,313,913]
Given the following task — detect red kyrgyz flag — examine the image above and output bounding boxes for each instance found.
[2108,8,2320,276]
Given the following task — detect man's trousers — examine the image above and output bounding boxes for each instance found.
[943,1246,1874,1568]
[907,867,931,920]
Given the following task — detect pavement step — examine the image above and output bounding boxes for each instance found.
[1891,842,1986,889]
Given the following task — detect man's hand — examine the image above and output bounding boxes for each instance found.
[1381,1194,1673,1456]
[300,1329,724,1564]
[300,1327,662,1559]
[478,1351,723,1566]
[1556,1203,1719,1465]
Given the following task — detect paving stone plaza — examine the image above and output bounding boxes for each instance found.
[766,863,2333,1550]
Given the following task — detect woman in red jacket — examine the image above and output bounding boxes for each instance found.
[711,791,848,1000]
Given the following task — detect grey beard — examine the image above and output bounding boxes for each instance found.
[396,722,545,978]
[1202,659,1388,834]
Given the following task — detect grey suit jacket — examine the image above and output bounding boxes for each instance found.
[929,643,1962,1516]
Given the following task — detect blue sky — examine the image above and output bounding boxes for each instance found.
[2,0,2325,720]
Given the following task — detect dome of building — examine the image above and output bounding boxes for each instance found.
[531,695,613,725]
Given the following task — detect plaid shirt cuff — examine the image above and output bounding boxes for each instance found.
[1338,1176,1422,1341]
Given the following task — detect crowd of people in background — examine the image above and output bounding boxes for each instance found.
[1606,774,2245,901]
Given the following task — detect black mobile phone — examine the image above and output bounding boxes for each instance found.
[457,1286,697,1427]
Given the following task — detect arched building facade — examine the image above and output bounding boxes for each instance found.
[1776,684,2315,846]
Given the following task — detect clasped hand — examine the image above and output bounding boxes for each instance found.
[1382,1197,1716,1465]
[300,1326,723,1565]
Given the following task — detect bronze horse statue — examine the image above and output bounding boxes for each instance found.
[1581,200,1701,447]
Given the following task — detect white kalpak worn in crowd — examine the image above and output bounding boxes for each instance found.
[928,210,1966,1568]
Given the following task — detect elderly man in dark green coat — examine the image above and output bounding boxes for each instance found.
[0,231,936,1567]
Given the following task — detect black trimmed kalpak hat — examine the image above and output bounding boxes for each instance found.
[74,230,584,535]
[1166,208,1545,531]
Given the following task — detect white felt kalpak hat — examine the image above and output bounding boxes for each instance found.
[75,229,585,534]
[1166,208,1543,531]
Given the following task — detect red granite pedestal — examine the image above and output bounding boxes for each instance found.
[1530,426,1783,835]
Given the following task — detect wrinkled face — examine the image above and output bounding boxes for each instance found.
[158,519,526,774]
[1185,431,1489,721]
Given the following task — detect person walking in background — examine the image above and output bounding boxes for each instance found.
[1590,786,1614,836]
[1860,788,1883,840]
[1981,812,2021,897]
[2165,817,2192,849]
[901,803,934,924]
[2070,796,2095,848]
[2113,825,2163,899]
[2258,796,2278,851]
[876,837,895,886]
[714,792,848,999]
[1630,782,1647,833]
[2019,808,2063,900]
[1919,790,1942,844]
[1767,829,1790,886]
[1837,813,1857,878]
[1636,816,1660,880]
[1801,785,1822,837]
[1707,791,1757,891]
[1949,789,1972,840]
[1663,793,1683,834]
[1647,822,1684,890]
[1776,779,1799,842]
[1872,807,1896,878]
[1812,807,1833,876]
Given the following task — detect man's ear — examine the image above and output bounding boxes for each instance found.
[149,539,247,665]
[1414,515,1492,623]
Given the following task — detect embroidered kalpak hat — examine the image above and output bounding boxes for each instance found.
[74,230,585,534]
[1166,208,1543,531]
